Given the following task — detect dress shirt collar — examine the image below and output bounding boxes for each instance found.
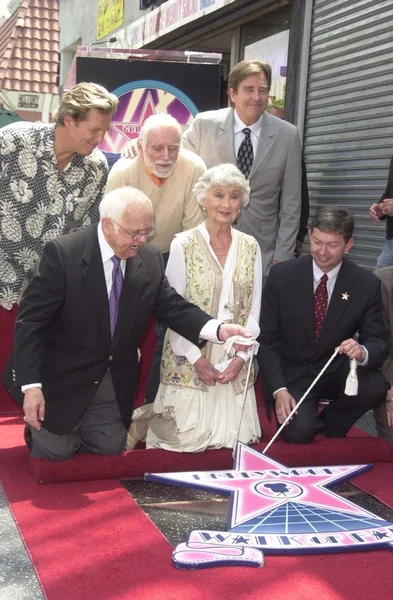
[312,260,342,286]
[98,222,116,264]
[233,110,263,138]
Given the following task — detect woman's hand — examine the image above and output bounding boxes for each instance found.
[218,356,245,384]
[194,357,220,386]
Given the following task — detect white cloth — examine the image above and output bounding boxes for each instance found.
[143,222,262,451]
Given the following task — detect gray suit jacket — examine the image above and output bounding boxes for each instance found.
[182,108,302,276]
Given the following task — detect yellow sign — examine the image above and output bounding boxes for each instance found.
[97,0,124,40]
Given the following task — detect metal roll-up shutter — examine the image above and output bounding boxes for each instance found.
[303,0,393,269]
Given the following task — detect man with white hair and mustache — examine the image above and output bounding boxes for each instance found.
[106,113,206,263]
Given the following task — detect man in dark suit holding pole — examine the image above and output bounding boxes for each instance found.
[3,187,249,460]
[258,205,389,444]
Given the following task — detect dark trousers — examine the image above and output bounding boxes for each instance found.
[29,370,127,460]
[277,362,389,444]
[145,251,169,404]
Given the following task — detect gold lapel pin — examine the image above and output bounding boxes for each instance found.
[341,292,350,301]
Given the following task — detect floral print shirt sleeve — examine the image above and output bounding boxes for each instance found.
[0,121,108,309]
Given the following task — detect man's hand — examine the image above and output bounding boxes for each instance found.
[218,324,253,352]
[385,386,393,428]
[218,356,245,384]
[272,260,281,266]
[275,389,297,424]
[23,388,45,430]
[338,338,366,362]
[369,202,384,224]
[386,401,393,428]
[294,240,302,258]
[194,357,220,386]
[381,198,393,217]
[121,140,138,159]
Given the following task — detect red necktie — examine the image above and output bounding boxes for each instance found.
[314,273,328,341]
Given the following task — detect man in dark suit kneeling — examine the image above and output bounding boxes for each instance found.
[3,187,249,460]
[258,205,389,444]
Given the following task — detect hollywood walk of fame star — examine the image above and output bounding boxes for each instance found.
[146,443,387,533]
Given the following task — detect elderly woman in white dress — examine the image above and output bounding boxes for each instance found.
[139,164,262,451]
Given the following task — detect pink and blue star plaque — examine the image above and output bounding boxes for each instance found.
[146,443,393,569]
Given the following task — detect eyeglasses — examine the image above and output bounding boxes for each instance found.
[113,220,156,241]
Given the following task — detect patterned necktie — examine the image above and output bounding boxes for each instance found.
[237,127,253,178]
[109,256,123,338]
[314,274,328,341]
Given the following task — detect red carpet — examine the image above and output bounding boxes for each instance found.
[29,435,393,483]
[1,414,393,600]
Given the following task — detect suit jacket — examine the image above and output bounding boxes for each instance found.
[298,155,310,244]
[258,255,388,415]
[182,108,302,276]
[3,225,211,435]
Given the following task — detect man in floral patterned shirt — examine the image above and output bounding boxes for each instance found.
[0,81,119,310]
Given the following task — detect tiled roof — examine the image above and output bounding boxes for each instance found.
[0,0,59,94]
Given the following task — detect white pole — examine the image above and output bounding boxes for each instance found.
[262,347,340,455]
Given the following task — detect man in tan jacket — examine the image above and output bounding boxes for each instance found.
[106,113,206,262]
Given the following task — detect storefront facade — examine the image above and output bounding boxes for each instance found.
[60,0,309,122]
[59,0,393,269]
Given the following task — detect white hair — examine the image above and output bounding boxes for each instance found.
[99,187,153,221]
[139,113,182,150]
[193,164,250,207]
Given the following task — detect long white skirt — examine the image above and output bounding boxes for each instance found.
[144,345,262,453]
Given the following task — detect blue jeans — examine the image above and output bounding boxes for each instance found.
[377,240,393,268]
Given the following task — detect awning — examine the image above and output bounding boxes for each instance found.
[0,107,24,128]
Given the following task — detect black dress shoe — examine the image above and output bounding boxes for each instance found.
[23,424,32,450]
